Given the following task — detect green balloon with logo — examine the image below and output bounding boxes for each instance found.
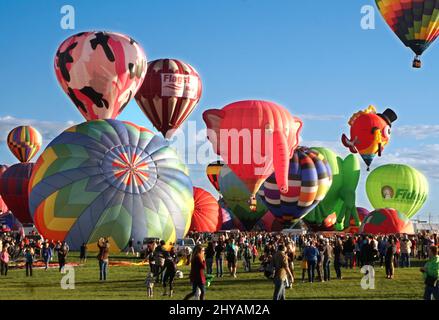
[366,164,429,219]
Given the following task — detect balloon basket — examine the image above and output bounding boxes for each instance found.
[412,57,421,68]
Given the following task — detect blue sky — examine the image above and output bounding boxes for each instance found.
[0,0,438,221]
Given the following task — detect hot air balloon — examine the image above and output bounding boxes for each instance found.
[303,147,361,231]
[135,59,202,138]
[360,208,414,235]
[206,160,224,192]
[259,147,332,224]
[29,120,194,253]
[342,105,397,170]
[204,100,303,211]
[7,126,42,163]
[218,165,267,230]
[366,164,428,219]
[0,165,9,214]
[190,187,221,233]
[344,207,370,234]
[375,0,439,68]
[254,211,284,232]
[0,163,35,223]
[218,199,246,231]
[55,31,147,120]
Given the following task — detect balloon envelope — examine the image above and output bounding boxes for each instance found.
[135,59,202,138]
[218,165,267,230]
[7,126,42,163]
[190,187,221,233]
[375,0,439,65]
[204,100,303,200]
[0,163,35,224]
[206,160,224,192]
[0,165,9,214]
[29,120,194,252]
[55,31,147,120]
[259,147,332,223]
[366,164,428,219]
[359,208,414,235]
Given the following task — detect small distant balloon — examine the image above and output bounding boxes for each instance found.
[7,126,42,163]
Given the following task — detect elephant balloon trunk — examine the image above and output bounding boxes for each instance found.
[272,131,289,194]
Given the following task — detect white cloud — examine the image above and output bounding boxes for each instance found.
[394,125,439,140]
[0,116,75,143]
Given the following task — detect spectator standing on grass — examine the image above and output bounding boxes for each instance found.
[400,237,412,268]
[0,244,9,276]
[323,239,333,282]
[162,247,178,297]
[226,239,238,278]
[252,242,259,263]
[272,244,293,300]
[243,242,252,272]
[183,245,206,301]
[205,241,215,275]
[215,239,225,277]
[80,242,87,264]
[97,237,110,281]
[57,241,68,272]
[304,241,319,283]
[334,239,343,280]
[385,237,397,279]
[42,242,52,271]
[420,245,439,300]
[286,241,295,283]
[25,248,34,277]
[343,236,354,269]
[126,238,135,256]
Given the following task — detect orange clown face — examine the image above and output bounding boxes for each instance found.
[342,106,397,170]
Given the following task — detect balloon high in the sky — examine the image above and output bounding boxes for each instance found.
[0,165,9,214]
[190,187,221,233]
[375,0,439,68]
[29,120,194,252]
[342,105,397,170]
[259,147,332,224]
[366,164,428,219]
[206,160,224,192]
[204,100,303,210]
[55,31,147,121]
[360,208,414,235]
[135,59,202,138]
[304,147,361,231]
[218,165,268,230]
[0,163,35,224]
[7,126,42,163]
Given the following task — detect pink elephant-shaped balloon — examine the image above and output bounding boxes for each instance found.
[203,100,302,210]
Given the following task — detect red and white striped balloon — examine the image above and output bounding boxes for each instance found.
[135,58,202,138]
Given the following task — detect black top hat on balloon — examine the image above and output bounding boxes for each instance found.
[377,108,398,127]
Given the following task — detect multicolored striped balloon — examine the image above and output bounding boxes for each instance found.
[206,160,224,192]
[7,126,42,163]
[135,58,202,138]
[29,120,194,252]
[259,147,332,223]
[0,163,35,223]
[375,0,439,67]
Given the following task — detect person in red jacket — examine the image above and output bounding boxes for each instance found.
[183,245,206,300]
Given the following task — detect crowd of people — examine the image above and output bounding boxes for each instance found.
[1,227,438,300]
[185,231,439,300]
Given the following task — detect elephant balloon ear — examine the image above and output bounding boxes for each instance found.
[203,109,226,154]
[341,154,361,190]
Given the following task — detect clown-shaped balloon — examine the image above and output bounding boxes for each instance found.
[342,105,397,170]
[55,31,147,120]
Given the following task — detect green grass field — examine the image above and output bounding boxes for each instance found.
[0,252,426,300]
